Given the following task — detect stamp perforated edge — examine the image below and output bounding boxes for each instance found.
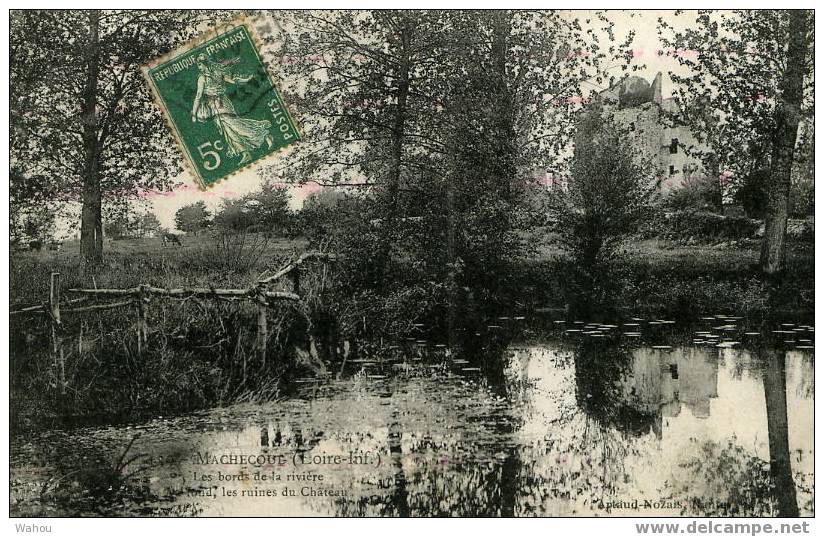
[141,13,303,191]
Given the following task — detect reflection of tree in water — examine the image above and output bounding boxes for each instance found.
[324,333,523,516]
[672,440,778,516]
[574,339,657,437]
[668,348,804,517]
[466,330,519,516]
[761,348,799,517]
[330,337,659,516]
[386,409,409,516]
[554,339,652,506]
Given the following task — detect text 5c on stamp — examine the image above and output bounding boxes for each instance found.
[144,22,300,188]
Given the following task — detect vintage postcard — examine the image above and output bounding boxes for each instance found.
[6,6,816,529]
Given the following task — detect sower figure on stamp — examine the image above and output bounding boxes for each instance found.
[191,54,274,165]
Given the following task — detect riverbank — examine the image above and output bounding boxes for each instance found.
[521,237,814,321]
[9,233,814,428]
[10,235,309,430]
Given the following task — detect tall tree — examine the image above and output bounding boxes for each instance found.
[261,10,455,283]
[659,9,813,274]
[10,10,208,263]
[175,201,211,233]
[439,10,634,306]
[761,10,810,274]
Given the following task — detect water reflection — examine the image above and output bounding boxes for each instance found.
[762,348,799,517]
[10,337,814,517]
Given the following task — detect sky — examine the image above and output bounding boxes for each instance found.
[140,10,697,231]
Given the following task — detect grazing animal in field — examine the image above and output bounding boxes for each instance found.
[29,240,43,251]
[161,233,183,247]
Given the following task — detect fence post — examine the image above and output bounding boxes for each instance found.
[49,272,66,396]
[136,284,148,356]
[256,298,268,368]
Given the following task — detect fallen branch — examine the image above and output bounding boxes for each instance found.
[67,286,299,301]
[9,303,48,315]
[257,251,337,285]
[63,300,134,314]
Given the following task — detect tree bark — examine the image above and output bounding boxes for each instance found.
[446,167,457,349]
[760,10,809,275]
[376,16,411,285]
[80,11,103,264]
[491,11,516,199]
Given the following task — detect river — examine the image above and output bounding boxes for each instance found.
[10,318,814,517]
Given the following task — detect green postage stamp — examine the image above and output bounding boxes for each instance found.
[144,21,300,188]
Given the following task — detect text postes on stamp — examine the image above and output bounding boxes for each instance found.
[144,22,300,188]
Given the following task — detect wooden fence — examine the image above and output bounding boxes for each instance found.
[9,251,336,394]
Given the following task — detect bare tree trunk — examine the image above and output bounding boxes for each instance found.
[376,17,411,285]
[491,10,516,197]
[760,10,809,275]
[80,11,103,264]
[446,172,457,349]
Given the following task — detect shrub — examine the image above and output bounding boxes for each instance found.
[547,104,658,267]
[546,104,657,314]
[661,210,761,243]
[789,177,814,218]
[665,175,722,212]
[735,168,770,218]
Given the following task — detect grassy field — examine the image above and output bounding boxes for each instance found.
[522,232,814,320]
[12,232,814,312]
[11,233,310,307]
